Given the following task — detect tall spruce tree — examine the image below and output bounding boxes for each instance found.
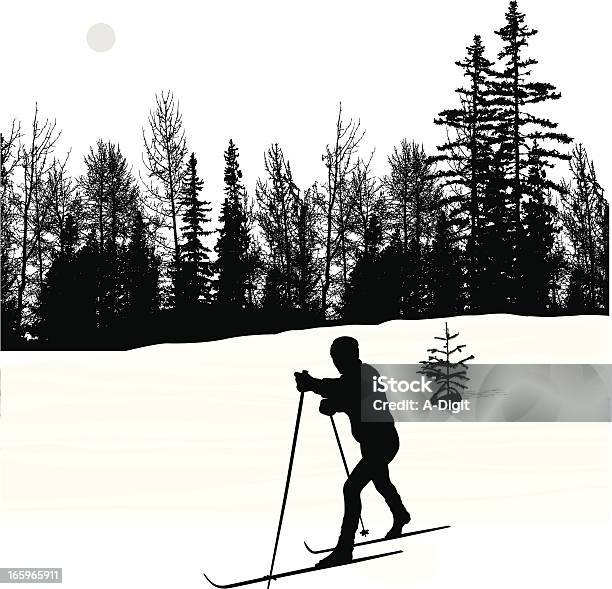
[434,34,496,309]
[178,152,212,307]
[215,140,251,310]
[491,0,572,305]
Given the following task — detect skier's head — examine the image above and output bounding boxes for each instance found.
[330,336,360,374]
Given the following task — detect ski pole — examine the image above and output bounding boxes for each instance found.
[266,389,305,589]
[329,415,369,537]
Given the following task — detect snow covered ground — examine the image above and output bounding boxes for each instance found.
[0,315,610,589]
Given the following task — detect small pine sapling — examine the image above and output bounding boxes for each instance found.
[419,322,475,404]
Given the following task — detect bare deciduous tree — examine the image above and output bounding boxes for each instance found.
[560,144,608,312]
[1,120,22,193]
[317,103,364,316]
[256,143,299,307]
[45,153,82,256]
[15,105,61,333]
[256,145,322,312]
[1,120,23,344]
[293,185,321,312]
[384,140,439,316]
[348,153,385,259]
[142,91,188,300]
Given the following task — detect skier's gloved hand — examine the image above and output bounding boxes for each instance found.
[294,370,315,393]
[318,398,336,416]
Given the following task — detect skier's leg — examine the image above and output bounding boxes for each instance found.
[367,436,411,539]
[338,459,372,546]
[315,459,373,568]
[372,463,411,538]
[372,463,406,516]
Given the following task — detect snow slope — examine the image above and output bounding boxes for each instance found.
[0,315,610,589]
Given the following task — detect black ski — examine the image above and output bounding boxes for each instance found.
[304,525,451,555]
[202,549,402,588]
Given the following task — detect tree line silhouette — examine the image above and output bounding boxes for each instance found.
[1,1,608,350]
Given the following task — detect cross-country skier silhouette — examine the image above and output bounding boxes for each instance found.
[294,336,411,568]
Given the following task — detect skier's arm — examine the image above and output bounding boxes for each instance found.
[311,377,343,398]
[294,371,345,416]
[294,371,342,398]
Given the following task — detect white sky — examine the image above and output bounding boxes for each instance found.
[1,0,610,210]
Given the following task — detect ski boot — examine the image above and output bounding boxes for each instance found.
[384,509,411,539]
[314,543,353,569]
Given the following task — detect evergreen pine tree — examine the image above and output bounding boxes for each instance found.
[418,322,475,404]
[491,0,572,305]
[178,152,213,307]
[434,35,496,309]
[214,140,251,310]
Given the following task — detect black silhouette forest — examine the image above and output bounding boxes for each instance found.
[1,1,608,350]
